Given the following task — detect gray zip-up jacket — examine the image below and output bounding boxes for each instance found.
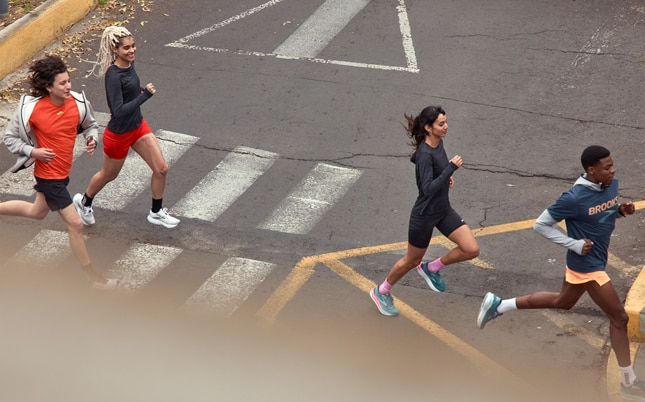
[4,90,99,173]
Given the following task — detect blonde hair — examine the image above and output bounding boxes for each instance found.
[86,26,132,77]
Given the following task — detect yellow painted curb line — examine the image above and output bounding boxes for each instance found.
[0,0,95,80]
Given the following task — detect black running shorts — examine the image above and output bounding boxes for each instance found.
[33,176,73,212]
[408,207,466,249]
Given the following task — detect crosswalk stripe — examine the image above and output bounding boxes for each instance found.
[257,163,362,234]
[108,243,183,293]
[172,146,279,221]
[93,129,199,211]
[273,0,371,58]
[10,229,70,269]
[182,257,276,317]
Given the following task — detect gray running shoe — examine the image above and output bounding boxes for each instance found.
[73,193,95,225]
[370,286,399,316]
[477,292,502,329]
[147,207,180,228]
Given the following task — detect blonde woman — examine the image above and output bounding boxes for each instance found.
[74,26,180,228]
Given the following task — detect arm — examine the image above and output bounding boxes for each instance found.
[417,154,458,196]
[79,93,99,155]
[3,104,35,157]
[533,209,586,255]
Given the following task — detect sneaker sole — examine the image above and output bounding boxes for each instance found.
[370,288,398,317]
[147,216,179,229]
[416,265,445,293]
[477,292,495,329]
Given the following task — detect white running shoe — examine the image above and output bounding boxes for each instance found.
[72,193,95,225]
[147,207,180,228]
[91,278,119,291]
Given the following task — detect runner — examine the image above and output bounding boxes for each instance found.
[477,145,645,401]
[3,55,117,289]
[370,106,480,316]
[74,25,180,228]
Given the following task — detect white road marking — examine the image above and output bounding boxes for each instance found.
[172,146,279,221]
[108,243,183,293]
[93,130,199,211]
[258,163,362,234]
[11,229,70,269]
[165,0,419,73]
[182,257,276,317]
[273,0,372,58]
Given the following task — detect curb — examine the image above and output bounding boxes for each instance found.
[626,265,645,342]
[0,0,95,80]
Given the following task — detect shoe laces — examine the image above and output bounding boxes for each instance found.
[83,206,93,215]
[382,293,394,306]
[157,207,169,218]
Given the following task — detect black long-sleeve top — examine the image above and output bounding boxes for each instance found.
[104,62,152,133]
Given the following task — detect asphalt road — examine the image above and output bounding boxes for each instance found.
[1,0,644,400]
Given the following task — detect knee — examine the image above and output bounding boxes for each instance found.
[33,210,48,220]
[154,164,168,177]
[610,310,629,329]
[463,244,480,260]
[555,300,577,310]
[68,219,84,235]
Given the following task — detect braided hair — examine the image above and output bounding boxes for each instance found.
[404,106,446,150]
[86,25,132,77]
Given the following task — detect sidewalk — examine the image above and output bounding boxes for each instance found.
[0,0,94,80]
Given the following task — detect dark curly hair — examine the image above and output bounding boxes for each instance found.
[404,105,446,150]
[28,55,68,97]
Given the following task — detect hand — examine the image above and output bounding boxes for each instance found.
[449,176,454,188]
[32,147,56,162]
[145,82,156,95]
[86,137,96,156]
[581,238,594,256]
[620,202,636,216]
[450,155,463,167]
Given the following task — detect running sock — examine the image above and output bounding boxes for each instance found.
[497,298,517,314]
[378,280,393,295]
[426,257,445,273]
[620,365,637,386]
[82,194,93,207]
[152,198,163,213]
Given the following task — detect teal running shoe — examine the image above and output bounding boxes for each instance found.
[477,292,502,329]
[416,262,446,292]
[622,378,645,401]
[370,286,399,316]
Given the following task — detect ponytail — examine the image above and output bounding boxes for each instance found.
[404,106,446,150]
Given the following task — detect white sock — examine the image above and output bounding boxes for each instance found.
[497,298,517,314]
[620,365,637,386]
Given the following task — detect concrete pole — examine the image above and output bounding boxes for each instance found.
[0,0,8,18]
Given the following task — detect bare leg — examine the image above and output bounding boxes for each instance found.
[585,280,631,367]
[386,243,427,286]
[84,153,126,198]
[57,205,105,283]
[441,224,480,265]
[516,279,586,310]
[131,133,168,199]
[0,192,49,220]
